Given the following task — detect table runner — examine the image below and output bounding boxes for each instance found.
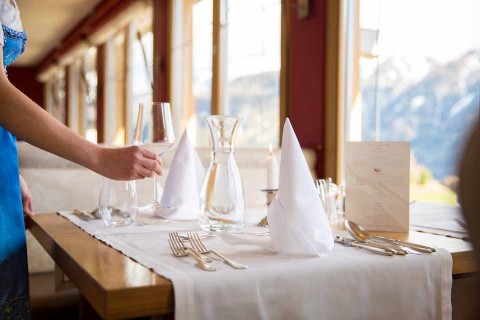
[58,211,452,320]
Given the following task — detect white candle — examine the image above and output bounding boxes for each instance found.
[266,143,279,189]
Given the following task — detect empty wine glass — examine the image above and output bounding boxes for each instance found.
[134,102,176,217]
[98,178,138,227]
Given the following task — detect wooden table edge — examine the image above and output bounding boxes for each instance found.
[29,214,174,319]
[451,250,479,278]
[29,213,479,317]
[371,230,478,277]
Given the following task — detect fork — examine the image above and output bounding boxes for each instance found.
[188,232,248,269]
[169,232,212,262]
[168,236,216,272]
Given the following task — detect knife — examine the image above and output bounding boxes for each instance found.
[364,240,425,255]
[335,236,393,256]
[359,240,407,255]
[371,236,436,253]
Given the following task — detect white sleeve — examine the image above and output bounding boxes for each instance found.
[0,23,3,47]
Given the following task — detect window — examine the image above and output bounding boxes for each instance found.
[67,60,81,134]
[82,47,98,143]
[342,0,480,204]
[39,1,281,149]
[38,2,155,147]
[191,0,213,146]
[223,0,281,147]
[43,77,54,116]
[104,31,127,146]
[171,0,213,147]
[130,15,153,144]
[51,68,66,124]
[171,0,281,147]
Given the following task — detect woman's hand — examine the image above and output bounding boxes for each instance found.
[0,68,161,181]
[19,175,34,218]
[94,146,164,180]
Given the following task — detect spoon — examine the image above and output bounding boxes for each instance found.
[345,220,436,253]
[345,221,406,255]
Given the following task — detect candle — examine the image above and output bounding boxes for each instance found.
[266,143,279,189]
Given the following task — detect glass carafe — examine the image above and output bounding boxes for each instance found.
[200,116,245,232]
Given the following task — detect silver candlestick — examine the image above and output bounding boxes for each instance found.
[258,188,278,227]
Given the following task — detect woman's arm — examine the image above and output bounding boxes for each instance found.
[0,52,162,180]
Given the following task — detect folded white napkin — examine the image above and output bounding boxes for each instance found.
[267,119,334,255]
[158,131,205,220]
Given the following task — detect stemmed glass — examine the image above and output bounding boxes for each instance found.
[134,102,176,216]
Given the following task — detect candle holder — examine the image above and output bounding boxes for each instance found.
[258,188,278,227]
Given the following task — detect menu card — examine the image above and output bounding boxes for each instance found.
[345,142,410,232]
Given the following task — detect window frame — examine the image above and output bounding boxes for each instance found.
[39,0,287,147]
[324,0,345,182]
[170,0,288,145]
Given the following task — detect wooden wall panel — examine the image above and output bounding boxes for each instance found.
[287,0,328,177]
[153,0,171,103]
[7,67,44,107]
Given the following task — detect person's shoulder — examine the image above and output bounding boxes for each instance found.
[0,0,23,33]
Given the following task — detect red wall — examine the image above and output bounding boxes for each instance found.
[7,66,44,107]
[288,0,327,177]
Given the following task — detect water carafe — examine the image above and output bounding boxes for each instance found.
[199,116,245,232]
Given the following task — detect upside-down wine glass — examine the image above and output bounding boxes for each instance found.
[134,102,176,217]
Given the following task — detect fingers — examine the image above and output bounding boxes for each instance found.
[100,146,164,180]
[140,148,157,160]
[138,147,163,175]
[24,208,35,217]
[137,165,155,178]
[139,158,163,176]
[24,200,35,217]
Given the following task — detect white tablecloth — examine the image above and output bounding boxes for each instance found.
[58,211,452,320]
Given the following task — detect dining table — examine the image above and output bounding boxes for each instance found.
[28,213,478,320]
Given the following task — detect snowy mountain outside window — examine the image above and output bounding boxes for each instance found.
[342,0,480,204]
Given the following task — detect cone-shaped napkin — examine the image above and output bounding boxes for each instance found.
[158,130,205,220]
[267,119,334,255]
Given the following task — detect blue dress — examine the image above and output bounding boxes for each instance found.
[0,24,30,319]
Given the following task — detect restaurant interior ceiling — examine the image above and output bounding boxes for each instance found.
[14,0,102,66]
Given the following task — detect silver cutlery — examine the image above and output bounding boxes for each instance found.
[169,232,213,263]
[72,209,98,221]
[351,238,407,255]
[345,220,436,253]
[366,240,424,255]
[315,179,327,207]
[345,222,407,255]
[188,232,248,269]
[72,210,93,221]
[168,233,216,271]
[335,236,393,256]
[72,209,101,220]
